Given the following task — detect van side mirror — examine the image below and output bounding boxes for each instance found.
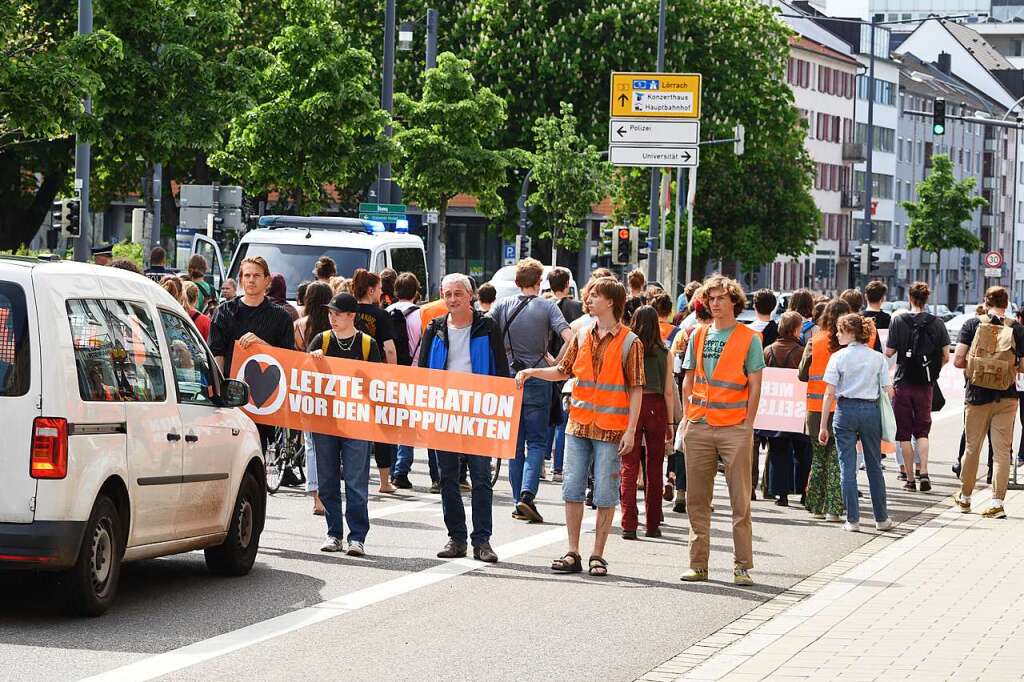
[219,379,250,408]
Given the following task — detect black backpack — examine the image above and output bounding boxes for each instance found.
[388,305,419,366]
[900,313,939,385]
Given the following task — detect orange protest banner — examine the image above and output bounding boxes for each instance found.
[753,368,807,433]
[230,343,523,459]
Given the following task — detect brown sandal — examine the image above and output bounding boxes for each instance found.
[551,552,583,573]
[588,555,608,576]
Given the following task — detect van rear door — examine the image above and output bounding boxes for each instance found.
[0,270,39,523]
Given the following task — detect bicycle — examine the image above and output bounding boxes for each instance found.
[264,427,306,494]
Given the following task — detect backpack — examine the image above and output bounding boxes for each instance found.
[966,314,1018,391]
[322,331,372,361]
[388,304,419,366]
[899,313,939,385]
[798,319,815,346]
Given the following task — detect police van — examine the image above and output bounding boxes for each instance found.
[0,258,265,616]
[193,216,429,302]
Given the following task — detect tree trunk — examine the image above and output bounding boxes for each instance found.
[160,164,179,240]
[551,221,559,267]
[0,141,73,250]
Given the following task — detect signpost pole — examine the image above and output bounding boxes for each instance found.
[685,166,697,284]
[672,166,683,301]
[647,0,667,282]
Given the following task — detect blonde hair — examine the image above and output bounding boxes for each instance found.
[837,313,870,344]
[182,280,199,307]
[330,276,350,295]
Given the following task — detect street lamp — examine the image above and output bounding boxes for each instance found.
[398,22,415,51]
[396,10,438,68]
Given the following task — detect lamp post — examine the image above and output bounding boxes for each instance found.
[72,0,93,263]
[377,0,397,206]
[646,0,667,282]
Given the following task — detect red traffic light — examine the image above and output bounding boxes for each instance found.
[618,228,630,239]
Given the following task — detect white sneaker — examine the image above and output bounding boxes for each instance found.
[843,521,860,532]
[346,541,366,556]
[320,536,345,552]
[825,513,842,523]
[875,518,894,531]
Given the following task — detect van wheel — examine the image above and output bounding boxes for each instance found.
[66,495,122,617]
[205,473,264,576]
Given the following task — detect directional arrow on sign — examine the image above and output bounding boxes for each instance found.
[681,149,692,163]
[617,93,628,108]
[616,126,627,137]
[608,118,700,146]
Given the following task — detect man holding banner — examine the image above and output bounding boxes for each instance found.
[418,274,509,563]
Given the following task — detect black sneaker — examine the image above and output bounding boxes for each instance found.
[436,540,467,558]
[952,462,962,477]
[516,496,544,523]
[392,473,413,489]
[622,530,638,540]
[898,471,907,481]
[903,480,917,492]
[918,475,931,493]
[775,495,789,507]
[673,501,687,514]
[473,542,498,563]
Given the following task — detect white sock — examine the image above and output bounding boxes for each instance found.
[991,499,1003,508]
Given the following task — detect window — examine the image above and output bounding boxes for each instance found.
[68,299,166,402]
[390,248,428,295]
[856,76,896,105]
[228,243,371,301]
[855,124,895,153]
[0,282,29,397]
[374,250,387,273]
[160,311,216,406]
[854,171,894,199]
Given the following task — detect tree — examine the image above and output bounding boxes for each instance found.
[451,0,819,269]
[903,153,986,289]
[527,102,610,265]
[393,52,518,281]
[0,1,122,249]
[209,1,392,214]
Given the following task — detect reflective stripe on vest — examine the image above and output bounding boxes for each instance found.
[688,323,756,427]
[806,330,834,413]
[568,326,635,431]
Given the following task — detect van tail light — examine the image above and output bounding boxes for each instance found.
[30,417,68,479]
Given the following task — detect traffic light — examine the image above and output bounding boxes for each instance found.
[933,98,946,136]
[516,234,532,261]
[51,200,68,232]
[869,245,881,273]
[851,247,862,276]
[613,226,631,265]
[598,224,614,258]
[66,200,81,237]
[859,243,870,276]
[633,227,650,263]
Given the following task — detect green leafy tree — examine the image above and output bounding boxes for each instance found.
[452,0,818,268]
[0,1,122,249]
[903,153,986,287]
[210,1,392,213]
[527,102,610,265]
[393,52,518,280]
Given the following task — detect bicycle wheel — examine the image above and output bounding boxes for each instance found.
[285,429,306,486]
[264,428,285,494]
[491,458,502,487]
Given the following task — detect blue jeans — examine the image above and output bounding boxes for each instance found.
[393,445,439,482]
[509,378,552,502]
[562,434,621,508]
[304,431,318,493]
[833,398,889,524]
[312,433,371,542]
[436,451,493,545]
[553,416,567,472]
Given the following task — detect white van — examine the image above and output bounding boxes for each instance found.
[0,257,266,616]
[193,216,429,302]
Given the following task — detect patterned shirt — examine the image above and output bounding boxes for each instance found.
[557,324,645,442]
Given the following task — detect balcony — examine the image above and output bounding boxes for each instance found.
[841,191,864,210]
[842,143,866,162]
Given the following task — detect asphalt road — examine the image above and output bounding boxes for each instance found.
[0,394,998,682]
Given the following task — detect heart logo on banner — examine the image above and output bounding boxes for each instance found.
[244,361,282,408]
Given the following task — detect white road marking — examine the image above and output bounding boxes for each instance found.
[79,521,590,682]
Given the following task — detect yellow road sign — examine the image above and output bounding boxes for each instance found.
[610,72,702,119]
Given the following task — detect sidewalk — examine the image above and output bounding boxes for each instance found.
[639,487,1024,681]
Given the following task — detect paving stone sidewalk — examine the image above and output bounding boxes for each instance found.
[639,487,1024,681]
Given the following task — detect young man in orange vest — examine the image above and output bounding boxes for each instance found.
[680,275,765,586]
[515,277,644,577]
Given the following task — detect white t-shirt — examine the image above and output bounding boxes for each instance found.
[446,322,473,374]
[749,319,770,333]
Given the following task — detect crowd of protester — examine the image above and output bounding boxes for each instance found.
[97,244,1024,582]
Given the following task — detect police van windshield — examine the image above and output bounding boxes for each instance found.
[229,244,370,300]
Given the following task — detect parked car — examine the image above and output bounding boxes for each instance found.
[945,312,975,344]
[882,301,910,314]
[0,257,265,616]
[487,265,579,302]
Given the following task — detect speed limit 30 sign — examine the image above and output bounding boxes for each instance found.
[985,251,1004,269]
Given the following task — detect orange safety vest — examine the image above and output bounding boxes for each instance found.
[806,330,836,413]
[688,323,757,426]
[659,321,677,341]
[569,326,638,432]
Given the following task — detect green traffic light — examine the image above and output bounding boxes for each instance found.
[933,123,944,135]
